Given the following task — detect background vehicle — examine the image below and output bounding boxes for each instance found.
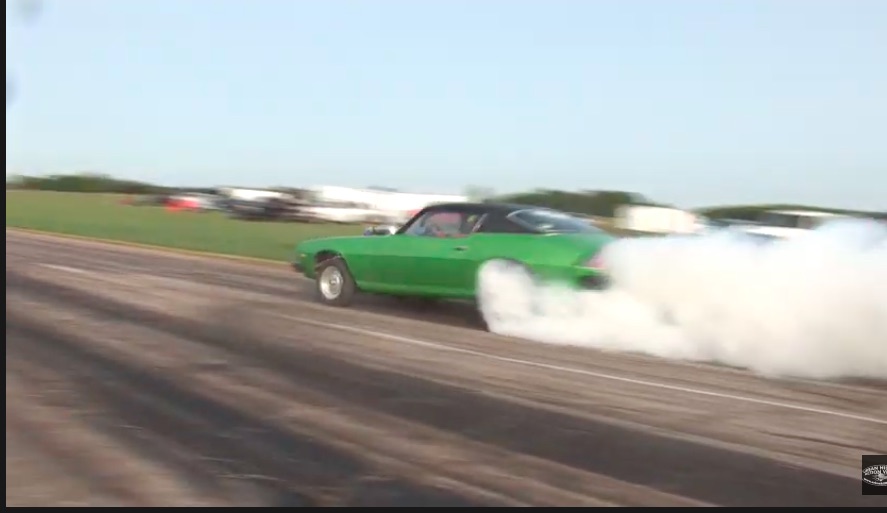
[737,209,849,240]
[302,185,469,225]
[300,201,379,224]
[291,202,614,310]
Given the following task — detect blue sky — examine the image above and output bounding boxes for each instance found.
[5,0,886,210]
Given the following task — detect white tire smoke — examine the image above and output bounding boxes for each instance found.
[477,218,887,380]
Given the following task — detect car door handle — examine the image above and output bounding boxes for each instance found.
[454,245,468,251]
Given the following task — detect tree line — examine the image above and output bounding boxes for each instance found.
[696,204,886,221]
[7,173,174,195]
[7,172,883,220]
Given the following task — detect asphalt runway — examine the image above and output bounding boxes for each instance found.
[5,229,886,507]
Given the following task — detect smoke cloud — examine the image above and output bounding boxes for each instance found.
[478,218,887,380]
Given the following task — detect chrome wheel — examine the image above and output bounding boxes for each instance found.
[319,265,344,300]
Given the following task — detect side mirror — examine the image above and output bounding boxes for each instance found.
[363,225,397,236]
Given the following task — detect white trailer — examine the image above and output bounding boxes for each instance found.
[614,205,702,234]
[217,187,290,202]
[305,186,468,224]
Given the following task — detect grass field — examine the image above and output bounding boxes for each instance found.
[6,191,364,261]
[5,190,639,261]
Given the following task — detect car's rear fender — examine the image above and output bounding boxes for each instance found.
[468,234,611,289]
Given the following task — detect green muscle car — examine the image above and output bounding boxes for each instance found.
[291,202,614,309]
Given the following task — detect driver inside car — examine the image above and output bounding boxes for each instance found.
[423,219,451,237]
[421,212,459,237]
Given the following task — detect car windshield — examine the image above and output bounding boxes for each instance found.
[509,209,600,233]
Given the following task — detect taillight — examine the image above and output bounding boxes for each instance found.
[585,253,605,271]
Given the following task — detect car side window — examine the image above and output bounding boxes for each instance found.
[405,211,476,237]
[475,214,529,233]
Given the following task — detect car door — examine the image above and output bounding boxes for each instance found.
[399,236,475,293]
[382,209,478,294]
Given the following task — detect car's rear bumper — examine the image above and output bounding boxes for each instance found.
[578,273,610,290]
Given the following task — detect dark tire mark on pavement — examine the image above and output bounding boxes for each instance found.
[5,409,149,505]
[6,306,496,507]
[9,269,880,507]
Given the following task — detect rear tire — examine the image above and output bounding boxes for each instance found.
[315,257,356,307]
[476,259,537,332]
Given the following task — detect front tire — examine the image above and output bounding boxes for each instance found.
[315,257,356,307]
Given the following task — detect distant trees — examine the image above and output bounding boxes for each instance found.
[367,185,400,192]
[696,204,879,221]
[7,173,882,220]
[463,185,496,202]
[6,173,171,195]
